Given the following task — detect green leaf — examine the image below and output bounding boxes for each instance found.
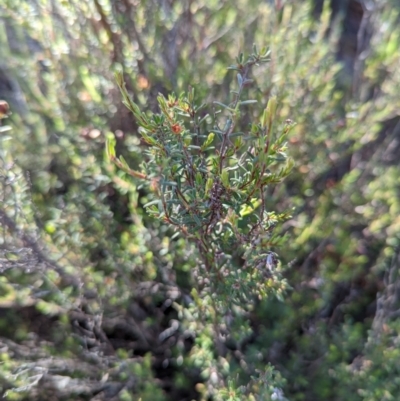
[201,132,215,151]
[265,96,277,130]
[105,135,116,159]
[213,101,234,112]
[143,199,161,208]
[221,169,230,187]
[205,178,213,195]
[239,100,258,105]
[195,172,203,186]
[162,181,178,187]
[198,114,210,124]
[141,132,160,147]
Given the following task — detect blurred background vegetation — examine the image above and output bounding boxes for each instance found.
[0,0,400,400]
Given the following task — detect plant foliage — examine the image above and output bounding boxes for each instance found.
[1,0,400,400]
[109,48,293,307]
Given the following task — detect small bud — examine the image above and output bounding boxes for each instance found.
[171,123,183,134]
[0,100,10,119]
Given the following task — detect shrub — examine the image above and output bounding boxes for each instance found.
[108,47,293,400]
[1,1,400,400]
